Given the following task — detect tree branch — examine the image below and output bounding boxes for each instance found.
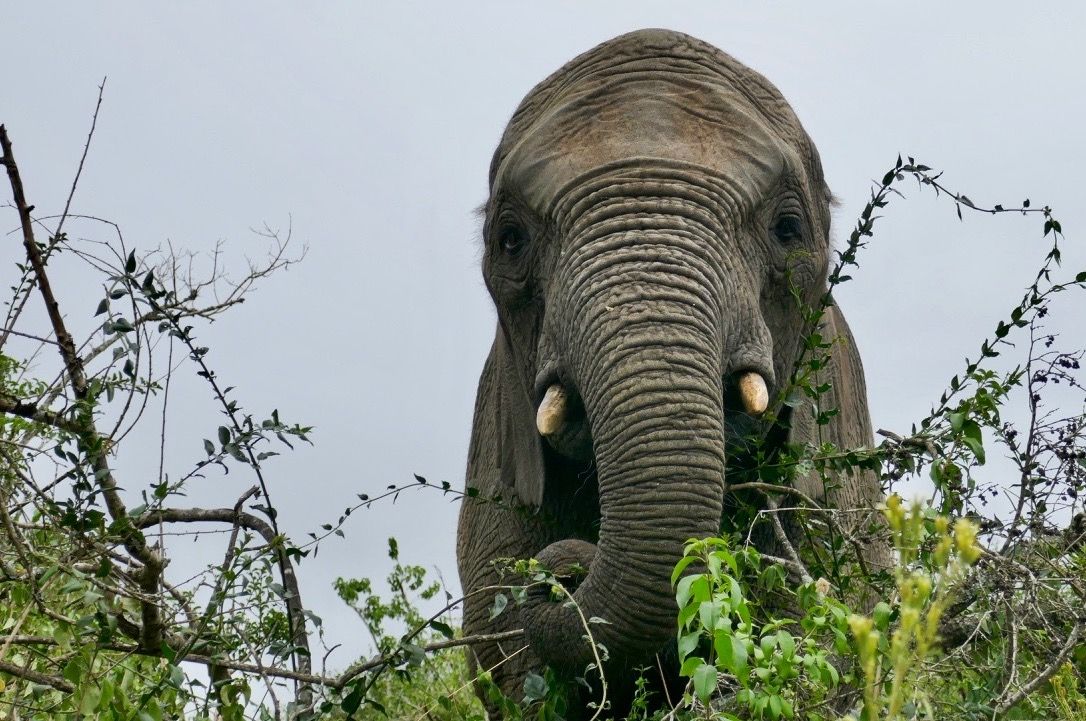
[1,124,164,651]
[995,622,1082,715]
[0,659,73,693]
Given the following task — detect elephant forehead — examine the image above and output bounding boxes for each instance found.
[497,76,796,212]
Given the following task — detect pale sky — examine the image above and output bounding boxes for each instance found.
[5,3,1084,671]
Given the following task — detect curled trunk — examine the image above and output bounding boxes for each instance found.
[522,227,727,669]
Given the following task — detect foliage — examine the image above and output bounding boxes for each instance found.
[672,537,848,720]
[330,538,486,719]
[843,499,982,721]
[668,497,984,721]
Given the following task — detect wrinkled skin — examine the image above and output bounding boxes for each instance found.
[456,29,888,717]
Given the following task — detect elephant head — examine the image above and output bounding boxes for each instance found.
[460,28,882,691]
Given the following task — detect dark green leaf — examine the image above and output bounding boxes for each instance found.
[429,620,454,638]
[488,593,508,620]
[693,662,717,702]
[523,672,548,702]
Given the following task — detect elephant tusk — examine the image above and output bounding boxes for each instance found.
[536,384,568,437]
[738,372,769,415]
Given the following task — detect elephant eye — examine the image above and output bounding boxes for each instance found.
[771,215,804,244]
[499,224,529,257]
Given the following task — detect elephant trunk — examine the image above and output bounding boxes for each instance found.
[523,223,728,670]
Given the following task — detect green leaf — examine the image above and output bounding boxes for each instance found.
[693,663,717,703]
[677,631,700,661]
[699,600,722,632]
[715,629,733,666]
[671,554,697,586]
[777,630,795,658]
[760,633,777,657]
[429,620,454,638]
[728,576,743,609]
[125,250,137,274]
[95,556,112,578]
[680,655,704,678]
[873,602,892,630]
[488,592,508,620]
[111,317,134,333]
[340,687,363,714]
[95,298,109,316]
[522,672,548,702]
[678,600,699,629]
[718,548,739,575]
[728,635,749,683]
[218,426,231,445]
[961,419,985,464]
[675,574,699,609]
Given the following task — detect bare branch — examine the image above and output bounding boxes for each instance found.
[1,123,164,651]
[0,659,74,693]
[995,622,1082,715]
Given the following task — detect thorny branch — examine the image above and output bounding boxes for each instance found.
[0,121,319,716]
[2,123,167,652]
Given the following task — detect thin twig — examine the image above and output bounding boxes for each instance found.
[994,622,1082,715]
[763,496,813,585]
[1,123,165,651]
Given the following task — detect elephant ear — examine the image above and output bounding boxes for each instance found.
[495,333,546,509]
[789,302,877,505]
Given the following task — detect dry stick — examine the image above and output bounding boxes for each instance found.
[132,504,308,671]
[763,496,813,585]
[0,80,105,353]
[180,486,259,714]
[336,581,533,689]
[0,393,81,434]
[53,79,106,246]
[733,480,882,580]
[410,643,531,721]
[1000,328,1042,556]
[1,124,165,650]
[0,659,73,693]
[654,652,677,713]
[0,629,526,689]
[994,622,1082,715]
[547,582,609,721]
[147,293,312,703]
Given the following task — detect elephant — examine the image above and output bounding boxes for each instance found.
[456,28,889,717]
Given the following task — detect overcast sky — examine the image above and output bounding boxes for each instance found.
[5,3,1084,671]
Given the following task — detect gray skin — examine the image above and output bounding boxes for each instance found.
[457,29,888,716]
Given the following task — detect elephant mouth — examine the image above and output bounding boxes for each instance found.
[529,366,785,607]
[535,367,777,472]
